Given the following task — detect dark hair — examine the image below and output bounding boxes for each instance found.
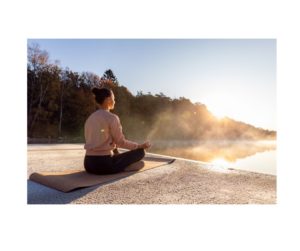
[92,88,112,104]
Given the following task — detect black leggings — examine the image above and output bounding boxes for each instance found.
[84,148,145,175]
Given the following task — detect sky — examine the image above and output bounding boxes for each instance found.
[28,39,276,130]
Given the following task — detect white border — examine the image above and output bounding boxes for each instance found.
[1,0,300,250]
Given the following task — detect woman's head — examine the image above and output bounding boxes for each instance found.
[92,88,115,110]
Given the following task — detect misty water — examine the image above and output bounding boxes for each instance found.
[150,140,276,175]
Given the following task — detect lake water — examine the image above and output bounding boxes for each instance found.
[150,140,276,175]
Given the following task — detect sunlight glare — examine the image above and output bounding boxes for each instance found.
[208,105,228,120]
[211,158,232,168]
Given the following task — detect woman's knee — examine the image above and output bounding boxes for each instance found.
[136,148,145,159]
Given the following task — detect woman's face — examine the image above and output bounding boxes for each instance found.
[107,92,115,110]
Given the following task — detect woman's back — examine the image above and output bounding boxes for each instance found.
[84,109,116,156]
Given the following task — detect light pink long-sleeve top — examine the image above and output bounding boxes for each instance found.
[84,109,138,156]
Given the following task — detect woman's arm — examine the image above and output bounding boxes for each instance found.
[110,115,139,150]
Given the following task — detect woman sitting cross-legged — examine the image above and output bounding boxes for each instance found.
[84,87,151,175]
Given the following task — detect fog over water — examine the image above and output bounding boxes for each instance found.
[149,140,276,175]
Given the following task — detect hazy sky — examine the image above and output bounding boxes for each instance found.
[28,39,276,130]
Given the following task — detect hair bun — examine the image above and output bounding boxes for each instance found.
[91,87,112,104]
[92,88,100,95]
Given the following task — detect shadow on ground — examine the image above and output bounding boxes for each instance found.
[27,173,139,204]
[27,167,148,204]
[27,180,100,204]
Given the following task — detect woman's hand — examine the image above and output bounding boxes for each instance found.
[138,141,151,149]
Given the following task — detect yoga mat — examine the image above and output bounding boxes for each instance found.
[29,156,175,192]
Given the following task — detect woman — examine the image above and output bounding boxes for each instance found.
[84,87,151,174]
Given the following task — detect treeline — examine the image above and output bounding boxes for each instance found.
[27,43,276,142]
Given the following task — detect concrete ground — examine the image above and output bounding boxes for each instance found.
[27,144,276,204]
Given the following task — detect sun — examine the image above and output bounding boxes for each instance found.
[213,112,226,120]
[206,102,228,120]
[210,108,227,120]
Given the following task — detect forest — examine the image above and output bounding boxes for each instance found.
[27,43,276,143]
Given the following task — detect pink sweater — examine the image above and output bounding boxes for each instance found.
[84,109,138,156]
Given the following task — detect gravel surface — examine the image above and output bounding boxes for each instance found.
[27,144,276,204]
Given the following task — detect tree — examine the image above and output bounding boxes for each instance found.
[58,69,68,137]
[81,72,101,88]
[101,69,119,85]
[28,44,58,136]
